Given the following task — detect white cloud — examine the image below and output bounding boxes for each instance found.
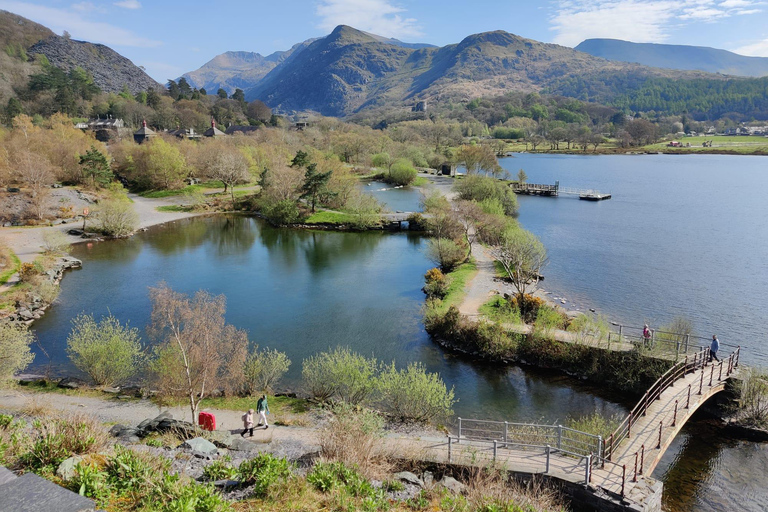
[315,0,422,39]
[735,38,768,56]
[71,2,105,13]
[0,1,160,47]
[550,0,763,46]
[114,0,140,9]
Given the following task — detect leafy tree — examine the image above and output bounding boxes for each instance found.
[79,146,113,188]
[300,163,333,213]
[454,174,518,216]
[166,79,181,100]
[94,196,138,237]
[0,323,35,383]
[246,100,271,122]
[149,284,248,424]
[491,227,548,300]
[231,88,245,103]
[388,158,416,185]
[427,237,465,271]
[290,150,310,168]
[5,97,23,123]
[146,88,161,109]
[243,347,291,395]
[302,347,379,404]
[217,88,228,99]
[177,77,192,97]
[66,313,143,386]
[200,146,250,201]
[456,144,499,175]
[515,169,527,184]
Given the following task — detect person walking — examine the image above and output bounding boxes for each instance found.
[256,394,270,429]
[643,324,652,347]
[710,335,720,362]
[241,409,254,437]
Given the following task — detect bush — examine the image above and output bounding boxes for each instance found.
[0,322,35,383]
[202,457,238,481]
[238,453,292,498]
[21,413,107,473]
[492,127,525,139]
[262,199,301,225]
[94,198,138,237]
[508,293,545,323]
[567,313,611,345]
[243,347,291,395]
[18,261,41,283]
[320,403,384,476]
[42,230,71,255]
[475,320,518,357]
[423,267,448,299]
[427,238,466,272]
[388,159,417,186]
[302,347,379,404]
[737,368,768,427]
[533,305,567,339]
[406,212,427,231]
[307,461,380,501]
[376,362,455,423]
[453,174,518,216]
[66,313,143,387]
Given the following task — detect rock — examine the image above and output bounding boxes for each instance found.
[422,471,434,486]
[67,229,84,236]
[156,418,197,438]
[437,476,466,494]
[16,309,34,321]
[0,472,96,512]
[16,374,47,386]
[205,431,236,449]
[228,437,259,452]
[394,471,423,487]
[212,479,240,489]
[119,386,143,397]
[181,437,218,456]
[56,455,85,481]
[137,411,173,432]
[101,387,120,394]
[109,424,141,443]
[58,377,88,390]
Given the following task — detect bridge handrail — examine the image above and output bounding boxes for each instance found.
[609,323,741,349]
[604,346,740,461]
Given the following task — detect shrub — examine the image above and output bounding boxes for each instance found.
[307,461,380,501]
[94,198,138,237]
[71,461,109,500]
[42,230,72,255]
[423,267,448,299]
[427,238,466,272]
[238,453,292,498]
[243,347,291,395]
[302,347,379,404]
[66,313,144,387]
[263,199,301,225]
[18,261,41,283]
[406,212,427,231]
[202,457,238,481]
[533,305,567,339]
[0,322,35,383]
[376,362,455,423]
[566,412,622,441]
[475,320,518,357]
[737,368,768,427]
[453,174,518,216]
[21,413,108,473]
[388,159,417,186]
[567,314,611,345]
[508,294,545,323]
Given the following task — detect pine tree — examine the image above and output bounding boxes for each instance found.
[300,163,333,213]
[79,146,113,188]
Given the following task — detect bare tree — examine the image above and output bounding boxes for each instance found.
[203,147,251,201]
[490,228,548,300]
[454,200,484,257]
[149,283,248,424]
[17,150,54,220]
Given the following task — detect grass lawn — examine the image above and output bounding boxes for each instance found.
[411,176,429,187]
[139,185,204,198]
[479,295,521,325]
[434,260,478,314]
[156,205,192,213]
[305,210,355,224]
[0,249,21,286]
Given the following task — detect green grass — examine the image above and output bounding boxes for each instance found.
[412,176,429,187]
[155,205,191,213]
[434,261,478,314]
[305,211,355,224]
[493,260,509,280]
[139,185,204,198]
[0,250,21,286]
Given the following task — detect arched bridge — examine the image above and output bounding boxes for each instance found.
[418,346,741,509]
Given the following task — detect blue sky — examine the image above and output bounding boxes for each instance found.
[1,0,767,82]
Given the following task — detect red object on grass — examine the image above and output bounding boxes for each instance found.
[198,412,216,431]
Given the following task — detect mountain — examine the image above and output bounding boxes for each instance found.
[242,26,715,117]
[181,39,318,94]
[0,10,160,99]
[575,39,768,78]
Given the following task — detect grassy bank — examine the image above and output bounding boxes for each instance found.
[430,261,478,315]
[0,249,21,286]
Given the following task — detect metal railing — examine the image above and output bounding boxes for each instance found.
[603,345,740,461]
[456,418,603,461]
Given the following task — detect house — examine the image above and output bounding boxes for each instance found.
[439,163,457,176]
[225,125,259,136]
[203,119,226,138]
[133,120,156,144]
[78,116,127,142]
[294,121,309,131]
[168,127,201,140]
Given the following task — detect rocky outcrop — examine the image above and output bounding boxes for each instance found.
[29,35,161,94]
[6,257,82,325]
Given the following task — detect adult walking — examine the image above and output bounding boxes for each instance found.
[256,394,270,429]
[241,408,254,437]
[710,335,720,362]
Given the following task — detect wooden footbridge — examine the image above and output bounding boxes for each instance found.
[419,346,741,510]
[511,180,611,200]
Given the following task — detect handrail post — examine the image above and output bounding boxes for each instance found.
[685,333,690,354]
[640,444,645,475]
[699,370,704,395]
[619,324,623,337]
[585,454,592,486]
[504,421,508,447]
[641,392,648,416]
[710,364,714,386]
[493,440,497,462]
[448,435,452,463]
[633,452,638,482]
[736,346,740,367]
[597,435,603,462]
[545,445,551,473]
[719,360,724,381]
[457,418,461,444]
[557,424,562,450]
[657,421,663,449]
[628,412,633,438]
[672,400,678,427]
[608,433,614,462]
[686,384,691,409]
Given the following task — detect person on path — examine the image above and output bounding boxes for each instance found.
[256,394,269,429]
[710,335,720,362]
[241,409,254,437]
[643,324,652,346]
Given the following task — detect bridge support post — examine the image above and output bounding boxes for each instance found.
[640,444,644,475]
[545,445,550,473]
[657,421,663,449]
[447,436,452,463]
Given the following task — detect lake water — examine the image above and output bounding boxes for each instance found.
[27,153,768,511]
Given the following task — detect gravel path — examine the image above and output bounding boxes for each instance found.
[458,245,499,317]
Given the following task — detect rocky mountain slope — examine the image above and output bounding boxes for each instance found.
[0,10,54,101]
[28,35,160,94]
[575,39,768,78]
[241,26,716,116]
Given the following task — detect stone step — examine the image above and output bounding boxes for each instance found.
[0,471,96,512]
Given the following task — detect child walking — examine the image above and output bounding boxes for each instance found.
[241,408,254,437]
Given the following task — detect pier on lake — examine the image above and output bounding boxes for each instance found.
[512,180,611,201]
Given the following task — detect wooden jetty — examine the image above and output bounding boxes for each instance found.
[512,181,611,201]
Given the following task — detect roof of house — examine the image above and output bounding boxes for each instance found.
[224,125,259,135]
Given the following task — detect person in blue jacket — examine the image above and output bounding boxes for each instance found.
[710,335,720,362]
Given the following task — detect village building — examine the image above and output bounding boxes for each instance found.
[203,119,226,138]
[225,125,259,136]
[168,127,201,140]
[133,120,156,144]
[76,116,128,142]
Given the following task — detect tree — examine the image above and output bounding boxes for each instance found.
[66,313,143,386]
[491,227,548,300]
[79,146,113,188]
[94,196,138,237]
[201,146,250,201]
[243,347,291,395]
[149,284,248,424]
[167,79,181,100]
[177,77,192,97]
[217,88,228,99]
[0,323,35,383]
[388,158,417,185]
[290,150,311,169]
[454,200,484,257]
[515,169,528,185]
[246,100,271,122]
[300,163,333,213]
[453,174,518,217]
[231,88,245,103]
[427,238,466,271]
[301,347,379,404]
[456,144,499,175]
[140,137,186,189]
[5,97,23,123]
[376,362,455,423]
[17,150,54,220]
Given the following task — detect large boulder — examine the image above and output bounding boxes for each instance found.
[394,471,423,487]
[58,377,88,390]
[228,437,259,452]
[137,411,173,432]
[181,437,218,456]
[205,430,236,449]
[109,424,141,443]
[437,476,466,494]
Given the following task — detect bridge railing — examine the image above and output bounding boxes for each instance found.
[603,345,740,461]
[456,418,603,459]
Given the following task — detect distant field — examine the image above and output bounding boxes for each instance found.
[497,135,768,155]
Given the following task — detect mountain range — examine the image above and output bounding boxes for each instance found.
[575,39,768,78]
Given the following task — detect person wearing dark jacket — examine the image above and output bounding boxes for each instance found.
[710,335,720,362]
